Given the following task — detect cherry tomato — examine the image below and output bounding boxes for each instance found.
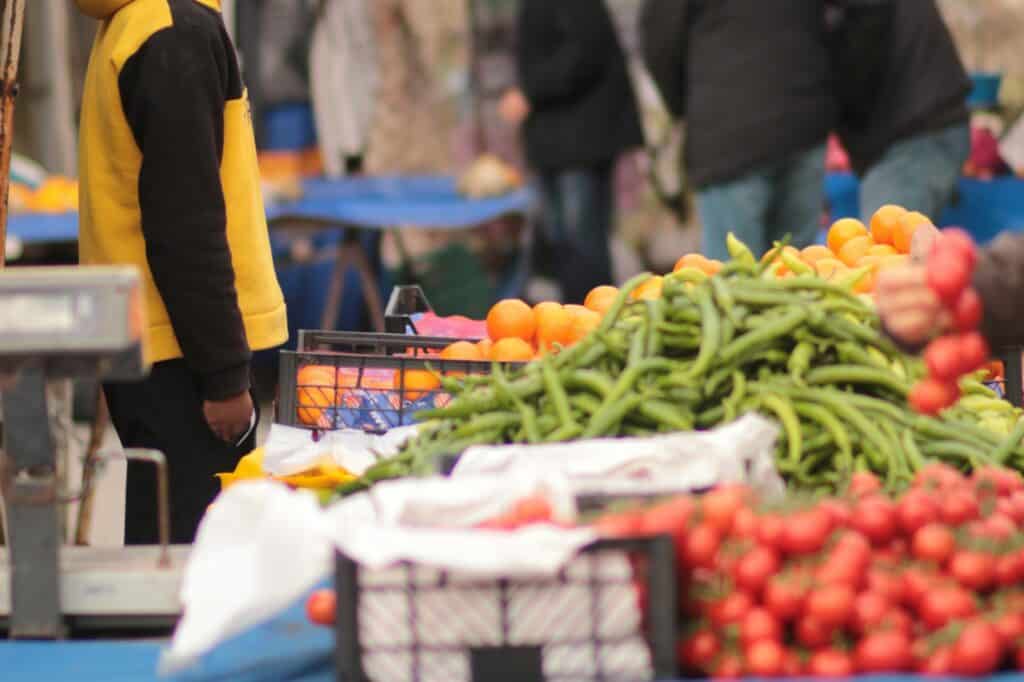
[849,471,882,498]
[755,513,786,549]
[852,591,891,635]
[855,630,913,673]
[683,524,721,569]
[927,251,971,305]
[797,615,835,649]
[935,228,977,269]
[710,591,754,627]
[808,648,855,677]
[920,586,977,630]
[867,567,905,604]
[958,332,990,374]
[898,490,940,535]
[710,652,744,679]
[909,378,960,416]
[911,523,956,565]
[852,496,898,545]
[702,486,747,534]
[740,607,782,646]
[731,506,758,538]
[949,550,996,591]
[764,575,806,622]
[305,589,337,626]
[734,546,779,595]
[807,584,855,628]
[952,621,1004,676]
[744,639,785,677]
[952,287,983,332]
[640,496,693,540]
[924,335,964,382]
[993,611,1024,646]
[996,553,1024,587]
[941,490,981,525]
[782,508,832,555]
[678,630,721,667]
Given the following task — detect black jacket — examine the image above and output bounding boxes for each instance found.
[830,0,970,175]
[640,0,835,188]
[517,0,644,170]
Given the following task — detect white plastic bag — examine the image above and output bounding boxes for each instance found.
[261,423,418,476]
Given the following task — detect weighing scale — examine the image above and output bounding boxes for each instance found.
[0,266,190,639]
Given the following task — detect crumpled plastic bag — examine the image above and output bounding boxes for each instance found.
[261,423,417,477]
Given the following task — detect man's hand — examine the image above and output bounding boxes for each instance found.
[876,264,950,348]
[909,221,942,263]
[203,391,254,443]
[499,88,530,126]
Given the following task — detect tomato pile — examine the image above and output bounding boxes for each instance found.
[911,228,990,415]
[598,465,1024,677]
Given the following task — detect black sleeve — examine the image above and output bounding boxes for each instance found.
[517,0,613,106]
[639,0,689,118]
[119,24,251,401]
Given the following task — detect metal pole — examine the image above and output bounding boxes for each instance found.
[22,0,76,176]
[0,0,26,269]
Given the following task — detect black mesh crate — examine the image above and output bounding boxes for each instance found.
[277,330,506,433]
[334,535,678,682]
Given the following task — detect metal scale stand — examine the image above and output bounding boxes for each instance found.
[0,266,189,638]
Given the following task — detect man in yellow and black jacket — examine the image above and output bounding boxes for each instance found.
[74,0,288,544]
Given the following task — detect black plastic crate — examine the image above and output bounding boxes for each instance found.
[334,536,677,682]
[994,347,1023,407]
[385,285,434,335]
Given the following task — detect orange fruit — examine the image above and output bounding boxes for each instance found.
[534,302,573,352]
[295,365,337,426]
[631,275,664,301]
[893,211,931,254]
[584,286,619,315]
[867,244,898,258]
[826,218,868,255]
[398,368,441,401]
[800,245,834,267]
[869,205,906,245]
[567,307,601,344]
[486,299,536,343]
[814,258,848,281]
[490,337,535,362]
[674,253,710,272]
[837,235,874,267]
[440,341,482,362]
[476,338,493,358]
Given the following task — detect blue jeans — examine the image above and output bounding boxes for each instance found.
[859,123,970,221]
[697,144,826,261]
[537,163,614,303]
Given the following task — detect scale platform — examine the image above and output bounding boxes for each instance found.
[0,545,189,632]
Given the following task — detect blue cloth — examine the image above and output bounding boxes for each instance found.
[697,144,826,260]
[7,210,78,243]
[859,123,971,221]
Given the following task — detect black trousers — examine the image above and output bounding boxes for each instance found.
[104,359,258,545]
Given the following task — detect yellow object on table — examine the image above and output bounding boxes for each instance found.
[216,447,357,491]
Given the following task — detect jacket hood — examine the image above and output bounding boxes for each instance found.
[73,0,133,19]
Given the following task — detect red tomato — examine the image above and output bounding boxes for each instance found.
[710,591,754,627]
[808,649,855,677]
[957,332,990,374]
[849,471,882,498]
[807,584,856,627]
[818,499,852,526]
[867,568,905,604]
[640,496,693,540]
[935,228,977,268]
[941,490,981,525]
[898,490,940,535]
[731,506,758,538]
[914,462,965,490]
[949,550,996,591]
[702,486,747,534]
[911,523,956,565]
[1017,646,1024,672]
[855,630,913,673]
[881,608,914,639]
[927,252,971,305]
[710,652,744,678]
[683,524,721,569]
[909,378,960,416]
[744,639,785,677]
[993,611,1024,645]
[852,591,891,635]
[924,336,964,382]
[901,567,940,608]
[678,630,720,667]
[797,615,836,649]
[740,607,782,646]
[782,508,832,555]
[919,586,977,630]
[983,513,1016,541]
[996,554,1024,587]
[1010,490,1024,521]
[816,556,866,589]
[952,621,1004,676]
[734,546,780,595]
[916,644,955,675]
[755,514,786,549]
[781,649,803,677]
[764,575,807,622]
[952,287,983,332]
[852,496,898,545]
[305,589,337,626]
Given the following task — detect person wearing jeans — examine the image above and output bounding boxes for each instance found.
[501,0,643,302]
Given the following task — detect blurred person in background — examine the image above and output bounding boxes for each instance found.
[500,0,644,304]
[829,0,971,220]
[640,1,835,261]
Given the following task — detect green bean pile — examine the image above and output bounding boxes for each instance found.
[341,240,1024,495]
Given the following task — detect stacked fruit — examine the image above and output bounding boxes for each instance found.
[912,228,991,415]
[597,465,1024,677]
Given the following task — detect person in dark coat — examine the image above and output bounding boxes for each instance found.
[501,0,644,304]
[640,0,836,260]
[828,0,971,220]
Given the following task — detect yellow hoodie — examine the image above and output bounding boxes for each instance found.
[75,0,287,399]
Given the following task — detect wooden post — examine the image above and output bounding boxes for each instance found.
[0,0,26,269]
